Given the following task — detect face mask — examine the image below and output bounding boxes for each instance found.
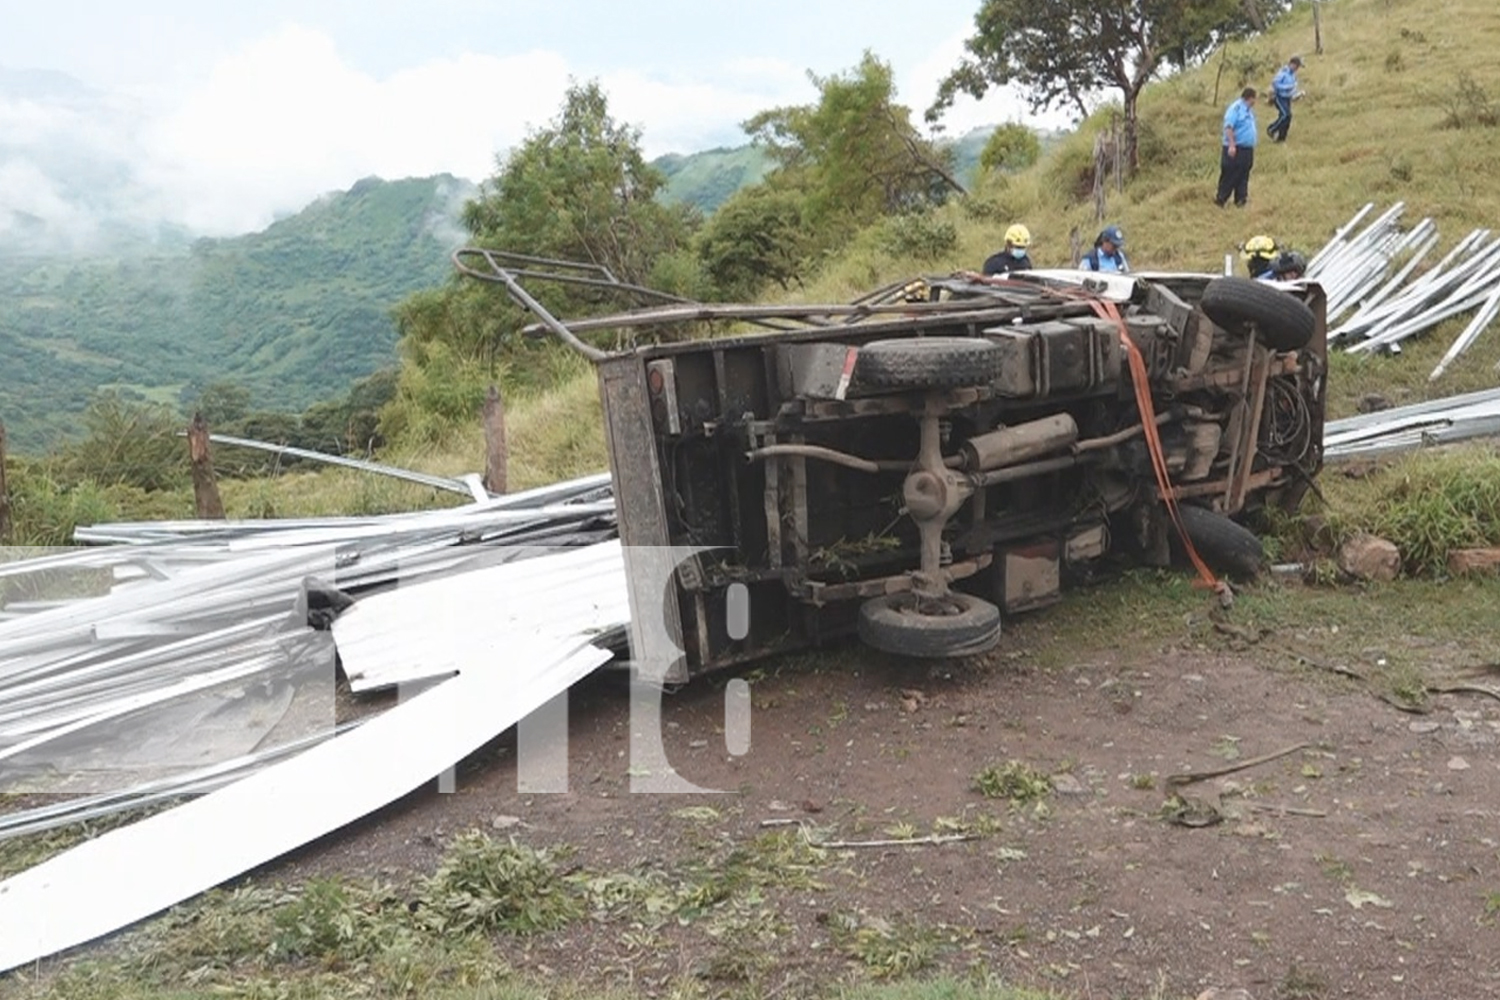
[1011,248,1027,258]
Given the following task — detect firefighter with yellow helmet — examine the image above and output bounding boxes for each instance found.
[1239,234,1279,279]
[982,223,1034,276]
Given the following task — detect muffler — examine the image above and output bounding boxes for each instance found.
[961,414,1079,472]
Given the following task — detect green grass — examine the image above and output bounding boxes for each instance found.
[212,363,607,516]
[1,826,845,1000]
[1288,444,1500,574]
[1014,561,1500,673]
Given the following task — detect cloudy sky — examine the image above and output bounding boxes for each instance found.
[0,0,1073,239]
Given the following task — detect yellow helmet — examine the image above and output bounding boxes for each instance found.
[1240,234,1277,260]
[1004,223,1031,248]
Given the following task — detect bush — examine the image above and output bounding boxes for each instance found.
[1438,72,1500,129]
[1133,115,1172,169]
[875,211,959,262]
[378,341,504,446]
[960,187,1014,223]
[1042,137,1098,203]
[979,123,1041,175]
[6,470,121,546]
[270,878,400,962]
[694,184,811,300]
[648,246,716,302]
[54,391,188,492]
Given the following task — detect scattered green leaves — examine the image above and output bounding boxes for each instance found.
[972,761,1053,805]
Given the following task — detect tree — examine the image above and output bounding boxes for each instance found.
[979,123,1042,175]
[744,52,966,242]
[385,80,696,443]
[928,0,1289,172]
[461,79,693,288]
[694,186,810,300]
[187,381,252,428]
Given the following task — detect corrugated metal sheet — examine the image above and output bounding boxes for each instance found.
[1324,387,1500,460]
[0,538,625,973]
[334,540,627,693]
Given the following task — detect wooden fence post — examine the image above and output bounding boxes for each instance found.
[188,412,226,519]
[483,384,508,496]
[0,420,11,542]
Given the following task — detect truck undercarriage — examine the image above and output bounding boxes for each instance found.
[455,251,1327,681]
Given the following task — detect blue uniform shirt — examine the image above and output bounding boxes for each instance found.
[1223,98,1257,147]
[1082,248,1128,273]
[1272,65,1298,99]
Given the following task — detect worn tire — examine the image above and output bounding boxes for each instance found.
[1199,276,1316,352]
[856,591,1002,658]
[1172,504,1266,581]
[855,337,1004,390]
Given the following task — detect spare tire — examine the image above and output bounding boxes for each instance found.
[1171,503,1266,581]
[1200,276,1316,352]
[856,337,1004,390]
[857,591,1002,658]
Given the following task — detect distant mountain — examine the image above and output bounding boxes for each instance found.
[947,125,1069,189]
[0,175,476,452]
[946,128,993,190]
[648,126,1050,213]
[652,146,773,214]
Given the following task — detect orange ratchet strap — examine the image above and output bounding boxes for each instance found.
[1087,298,1231,602]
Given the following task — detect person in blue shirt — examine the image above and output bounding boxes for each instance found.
[1258,250,1307,282]
[1081,225,1128,272]
[1267,55,1303,142]
[1215,87,1259,208]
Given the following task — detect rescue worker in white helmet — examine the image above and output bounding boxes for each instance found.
[1240,234,1279,279]
[982,223,1034,276]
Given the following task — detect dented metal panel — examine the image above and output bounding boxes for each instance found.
[0,540,626,974]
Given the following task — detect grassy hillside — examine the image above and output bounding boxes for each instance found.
[796,0,1500,420]
[0,175,474,453]
[931,0,1500,275]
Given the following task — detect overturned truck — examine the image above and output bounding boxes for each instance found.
[455,252,1327,681]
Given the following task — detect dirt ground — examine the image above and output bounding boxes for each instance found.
[237,576,1500,1000]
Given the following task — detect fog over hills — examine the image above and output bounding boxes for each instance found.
[0,62,1030,451]
[0,68,203,255]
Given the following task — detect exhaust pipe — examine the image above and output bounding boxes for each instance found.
[961,414,1079,472]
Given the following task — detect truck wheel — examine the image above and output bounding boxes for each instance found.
[1171,504,1266,581]
[857,591,1002,658]
[1199,276,1316,352]
[855,337,1004,390]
